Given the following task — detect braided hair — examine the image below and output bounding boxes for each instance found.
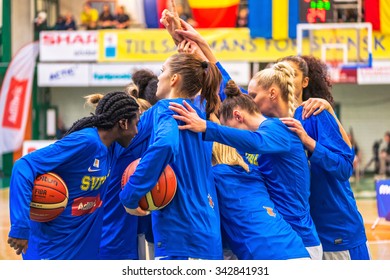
[251,61,297,117]
[64,91,139,136]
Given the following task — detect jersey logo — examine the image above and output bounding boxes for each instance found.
[208,194,214,209]
[88,166,101,172]
[88,158,101,172]
[71,194,102,216]
[263,206,276,217]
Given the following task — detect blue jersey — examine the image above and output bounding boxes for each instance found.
[8,128,114,259]
[294,106,367,251]
[204,119,320,247]
[99,107,155,259]
[214,164,310,260]
[120,98,222,259]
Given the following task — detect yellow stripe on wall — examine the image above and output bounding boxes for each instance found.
[187,0,240,9]
[380,0,390,34]
[272,0,289,40]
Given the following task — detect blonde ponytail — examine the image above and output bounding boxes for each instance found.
[212,142,249,172]
[210,112,249,172]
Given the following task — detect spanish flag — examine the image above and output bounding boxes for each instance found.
[188,0,240,28]
[365,0,390,34]
[248,0,300,39]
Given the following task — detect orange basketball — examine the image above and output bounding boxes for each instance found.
[30,172,68,222]
[121,158,177,211]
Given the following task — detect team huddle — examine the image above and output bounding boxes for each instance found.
[7,3,370,260]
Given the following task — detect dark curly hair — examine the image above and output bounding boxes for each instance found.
[131,69,158,105]
[279,55,334,107]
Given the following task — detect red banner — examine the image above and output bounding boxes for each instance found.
[2,78,28,129]
[0,42,39,154]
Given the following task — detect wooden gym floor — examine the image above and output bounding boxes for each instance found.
[1,187,389,260]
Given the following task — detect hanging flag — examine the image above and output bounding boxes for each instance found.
[143,0,168,28]
[188,0,240,28]
[248,0,300,39]
[127,0,146,28]
[0,42,39,155]
[365,0,390,34]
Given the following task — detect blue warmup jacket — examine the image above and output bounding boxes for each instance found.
[120,98,222,259]
[99,107,155,259]
[295,106,367,251]
[9,128,114,259]
[204,118,320,247]
[214,164,310,260]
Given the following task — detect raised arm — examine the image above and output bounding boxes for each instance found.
[160,0,183,45]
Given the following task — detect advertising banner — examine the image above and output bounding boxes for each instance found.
[40,31,97,62]
[38,63,89,87]
[375,179,390,220]
[37,62,250,87]
[90,64,133,86]
[0,42,39,154]
[97,28,390,63]
[358,66,390,84]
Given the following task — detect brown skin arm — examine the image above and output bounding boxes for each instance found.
[302,98,352,148]
[8,237,28,255]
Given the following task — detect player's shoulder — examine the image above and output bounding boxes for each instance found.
[58,127,101,150]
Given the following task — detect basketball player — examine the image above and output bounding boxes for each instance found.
[210,84,310,260]
[7,92,140,259]
[99,75,157,260]
[120,53,223,260]
[278,55,370,260]
[169,63,322,260]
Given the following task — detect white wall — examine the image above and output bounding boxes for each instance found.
[50,86,122,129]
[333,84,390,172]
[11,0,34,55]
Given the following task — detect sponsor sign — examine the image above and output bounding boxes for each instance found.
[328,67,357,84]
[38,63,89,86]
[90,64,133,86]
[97,29,390,62]
[357,66,390,84]
[375,180,390,220]
[40,31,97,62]
[2,78,28,129]
[38,62,250,87]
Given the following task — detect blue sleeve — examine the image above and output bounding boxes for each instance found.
[303,110,354,181]
[204,119,291,154]
[120,107,179,209]
[216,62,247,102]
[8,133,97,239]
